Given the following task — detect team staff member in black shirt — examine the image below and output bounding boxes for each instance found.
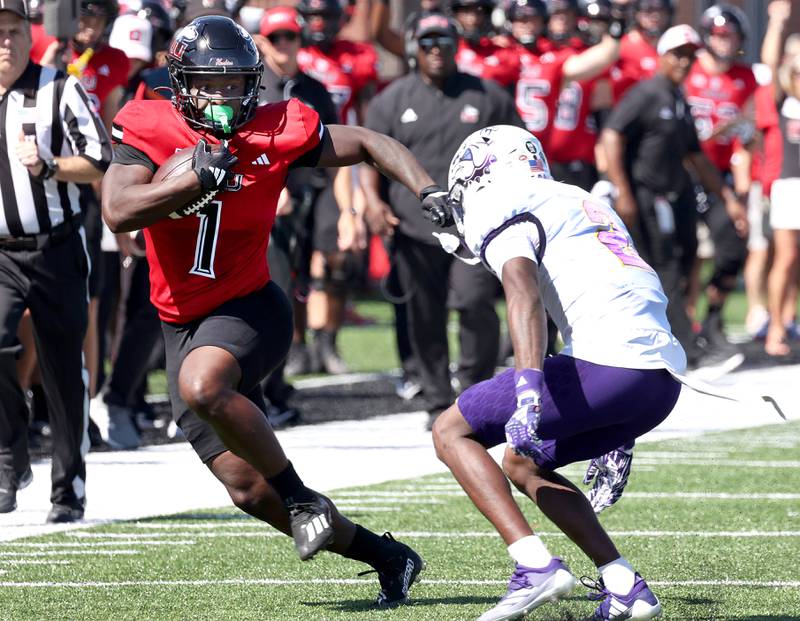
[0,0,111,521]
[362,13,524,429]
[601,24,747,375]
[254,6,342,421]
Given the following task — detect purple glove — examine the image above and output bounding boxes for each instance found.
[504,369,545,458]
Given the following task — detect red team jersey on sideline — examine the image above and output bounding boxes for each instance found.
[514,47,568,150]
[685,59,757,171]
[30,26,129,117]
[548,71,606,164]
[297,40,378,123]
[111,98,322,323]
[611,30,659,103]
[455,38,521,89]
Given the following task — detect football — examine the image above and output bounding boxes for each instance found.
[153,147,220,219]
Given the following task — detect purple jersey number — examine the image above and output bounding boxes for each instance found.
[582,200,653,271]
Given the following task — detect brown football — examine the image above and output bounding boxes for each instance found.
[152,148,195,183]
[152,146,220,219]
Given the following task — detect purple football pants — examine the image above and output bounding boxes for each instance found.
[457,355,681,470]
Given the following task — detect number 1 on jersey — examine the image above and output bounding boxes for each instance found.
[190,200,222,279]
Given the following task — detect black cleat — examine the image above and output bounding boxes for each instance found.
[370,533,425,608]
[287,492,335,561]
[0,465,32,513]
[46,499,85,523]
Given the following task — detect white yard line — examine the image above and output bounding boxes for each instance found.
[0,560,71,565]
[0,577,798,589]
[0,541,195,547]
[330,490,800,500]
[0,550,141,557]
[62,530,800,540]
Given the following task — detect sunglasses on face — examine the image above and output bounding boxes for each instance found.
[418,36,456,53]
[267,31,299,45]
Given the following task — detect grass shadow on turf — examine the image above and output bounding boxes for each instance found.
[300,595,498,613]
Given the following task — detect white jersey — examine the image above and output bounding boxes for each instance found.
[470,178,687,373]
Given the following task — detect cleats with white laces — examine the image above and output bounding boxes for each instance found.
[477,558,577,621]
[585,574,662,620]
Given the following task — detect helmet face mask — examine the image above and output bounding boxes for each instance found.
[168,17,263,135]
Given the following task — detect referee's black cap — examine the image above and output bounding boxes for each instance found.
[0,0,28,18]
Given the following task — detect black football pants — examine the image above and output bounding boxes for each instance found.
[0,231,89,506]
[393,233,500,412]
[629,184,702,363]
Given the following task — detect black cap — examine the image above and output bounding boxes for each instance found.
[0,0,29,19]
[414,13,459,39]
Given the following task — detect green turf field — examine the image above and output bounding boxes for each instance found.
[2,422,798,621]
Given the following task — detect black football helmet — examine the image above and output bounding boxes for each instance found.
[296,0,344,47]
[699,3,749,61]
[448,0,494,44]
[578,0,611,44]
[547,0,579,15]
[506,0,547,46]
[167,16,263,135]
[633,0,671,38]
[507,0,547,22]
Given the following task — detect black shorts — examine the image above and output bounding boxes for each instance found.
[311,186,340,254]
[161,281,293,463]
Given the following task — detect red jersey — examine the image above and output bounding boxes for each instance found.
[514,47,567,150]
[111,99,322,323]
[685,58,757,171]
[455,38,521,89]
[297,40,378,123]
[30,30,129,118]
[611,31,658,103]
[547,75,603,163]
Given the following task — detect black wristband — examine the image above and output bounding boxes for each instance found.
[608,16,625,40]
[419,184,445,201]
[35,157,57,181]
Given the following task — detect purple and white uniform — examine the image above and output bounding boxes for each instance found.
[448,126,685,468]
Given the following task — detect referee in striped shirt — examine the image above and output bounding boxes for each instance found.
[0,0,111,522]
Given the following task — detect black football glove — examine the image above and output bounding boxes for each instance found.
[420,185,454,228]
[608,2,629,40]
[192,138,238,192]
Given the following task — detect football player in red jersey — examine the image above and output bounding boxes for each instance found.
[449,0,520,88]
[507,0,620,160]
[541,0,621,190]
[611,0,671,103]
[101,16,447,604]
[684,4,754,349]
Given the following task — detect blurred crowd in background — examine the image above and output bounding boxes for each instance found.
[9,0,800,454]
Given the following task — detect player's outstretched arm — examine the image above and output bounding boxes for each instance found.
[319,125,437,199]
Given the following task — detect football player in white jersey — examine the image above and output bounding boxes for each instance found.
[425,125,684,621]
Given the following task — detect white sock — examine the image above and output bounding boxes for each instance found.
[599,557,636,595]
[507,535,553,569]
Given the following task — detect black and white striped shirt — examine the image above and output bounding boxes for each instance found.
[0,61,112,237]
